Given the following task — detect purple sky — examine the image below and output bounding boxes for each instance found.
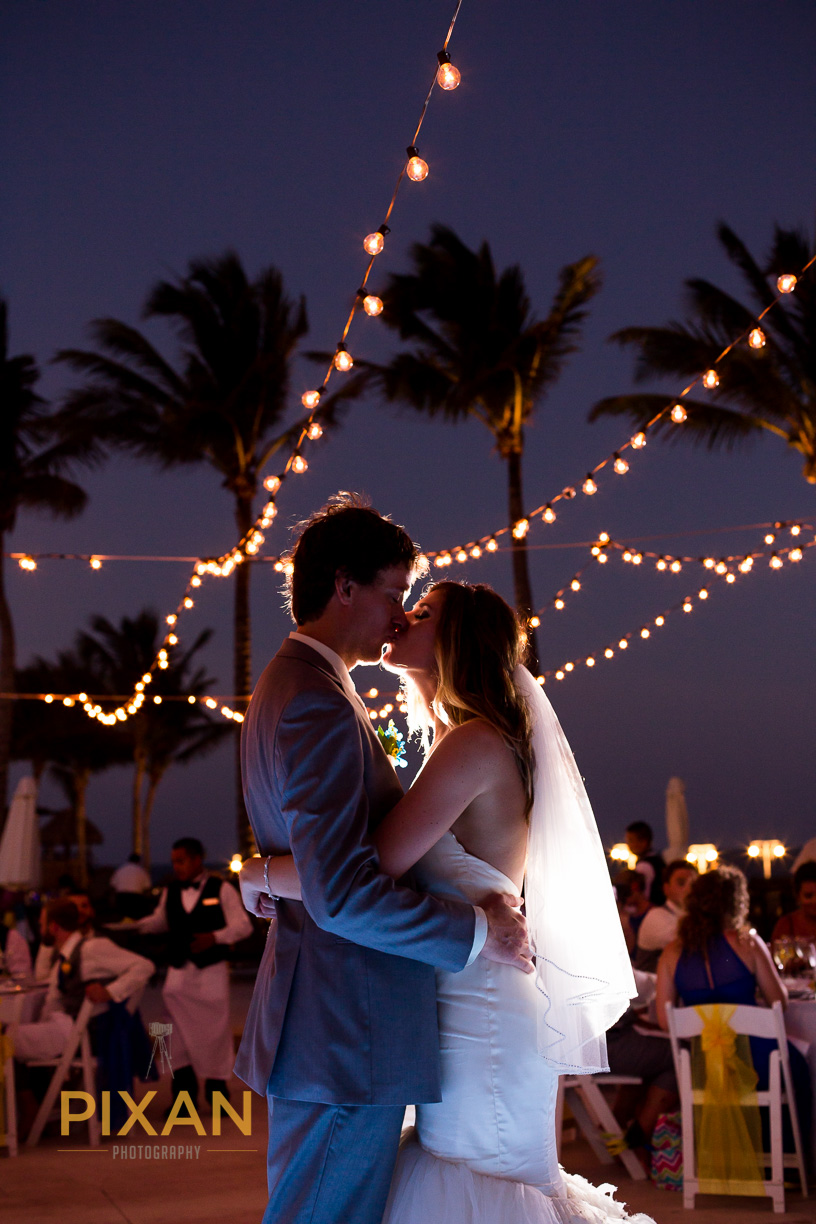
[2,1,815,869]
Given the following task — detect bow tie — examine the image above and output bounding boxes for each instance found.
[180,880,201,891]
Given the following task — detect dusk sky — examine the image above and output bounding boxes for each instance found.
[2,1,815,869]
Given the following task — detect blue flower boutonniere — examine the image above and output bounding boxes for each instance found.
[377,719,407,768]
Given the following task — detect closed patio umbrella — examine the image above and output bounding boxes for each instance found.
[665,776,689,865]
[0,776,40,888]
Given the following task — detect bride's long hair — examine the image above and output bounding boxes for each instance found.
[401,581,535,817]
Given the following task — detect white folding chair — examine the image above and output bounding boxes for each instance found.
[558,1073,647,1180]
[25,997,99,1147]
[666,1001,808,1212]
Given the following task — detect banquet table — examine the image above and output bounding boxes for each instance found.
[0,981,46,1027]
[784,997,816,1170]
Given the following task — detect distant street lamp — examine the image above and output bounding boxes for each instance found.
[610,843,638,871]
[686,844,719,874]
[747,839,786,880]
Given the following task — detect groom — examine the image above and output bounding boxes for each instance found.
[236,493,531,1224]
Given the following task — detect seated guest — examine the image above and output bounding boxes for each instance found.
[635,860,698,972]
[657,865,811,1147]
[0,919,32,979]
[626,820,666,905]
[614,868,652,941]
[605,969,678,1167]
[771,861,816,944]
[33,889,99,981]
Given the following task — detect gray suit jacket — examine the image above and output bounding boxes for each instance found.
[235,637,477,1104]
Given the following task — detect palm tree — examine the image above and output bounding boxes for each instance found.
[589,222,816,483]
[0,297,93,824]
[362,226,601,668]
[76,610,229,867]
[56,251,356,852]
[13,650,131,886]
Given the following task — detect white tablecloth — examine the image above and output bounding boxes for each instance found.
[0,982,45,1026]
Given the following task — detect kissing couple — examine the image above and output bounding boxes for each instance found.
[236,493,649,1224]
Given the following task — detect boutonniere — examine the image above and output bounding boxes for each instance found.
[60,960,73,976]
[377,719,407,768]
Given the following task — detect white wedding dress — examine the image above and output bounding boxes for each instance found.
[382,832,655,1224]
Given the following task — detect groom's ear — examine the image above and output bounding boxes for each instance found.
[334,568,355,607]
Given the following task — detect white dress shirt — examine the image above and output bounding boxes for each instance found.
[635,899,684,952]
[42,929,154,1018]
[291,632,488,965]
[138,874,253,945]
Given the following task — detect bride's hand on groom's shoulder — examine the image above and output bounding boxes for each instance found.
[479,892,534,974]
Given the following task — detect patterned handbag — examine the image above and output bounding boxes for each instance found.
[651,1110,683,1190]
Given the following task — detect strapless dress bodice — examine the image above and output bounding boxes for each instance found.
[414,831,519,906]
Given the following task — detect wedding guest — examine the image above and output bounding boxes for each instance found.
[605,970,678,1168]
[111,852,153,919]
[32,888,98,980]
[625,821,666,905]
[614,868,652,941]
[137,836,252,1110]
[0,920,32,978]
[13,899,154,1136]
[657,864,811,1147]
[634,860,697,972]
[771,861,816,944]
[792,839,816,874]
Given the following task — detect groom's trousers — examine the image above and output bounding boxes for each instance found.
[264,1096,405,1224]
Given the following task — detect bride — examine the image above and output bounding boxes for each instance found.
[242,580,651,1224]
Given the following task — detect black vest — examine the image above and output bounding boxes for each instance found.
[165,876,229,969]
[57,938,87,1019]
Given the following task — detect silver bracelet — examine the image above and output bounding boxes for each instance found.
[263,855,279,900]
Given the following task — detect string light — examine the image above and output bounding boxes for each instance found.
[436,50,461,90]
[777,274,797,294]
[333,344,353,371]
[613,453,629,474]
[748,328,766,349]
[363,231,385,256]
[405,147,429,181]
[582,474,598,495]
[631,432,647,449]
[18,556,36,571]
[363,295,383,316]
[543,504,556,524]
[512,518,529,539]
[89,556,102,570]
[670,404,687,424]
[702,369,720,389]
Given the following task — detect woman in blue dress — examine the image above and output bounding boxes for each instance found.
[656,864,810,1149]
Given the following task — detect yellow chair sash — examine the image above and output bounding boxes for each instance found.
[0,1029,12,1145]
[692,1003,764,1195]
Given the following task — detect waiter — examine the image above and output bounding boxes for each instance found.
[138,836,252,1109]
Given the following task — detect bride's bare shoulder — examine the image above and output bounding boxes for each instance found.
[434,719,515,772]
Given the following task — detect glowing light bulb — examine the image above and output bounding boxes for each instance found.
[44,694,54,703]
[738,557,753,573]
[670,403,687,423]
[555,670,565,680]
[529,616,541,628]
[205,698,217,709]
[406,156,429,182]
[307,421,323,441]
[334,346,353,372]
[152,696,161,706]
[623,551,633,562]
[747,844,760,857]
[790,547,803,562]
[191,575,201,587]
[598,552,608,564]
[769,553,783,569]
[631,431,647,449]
[702,369,719,389]
[619,639,628,650]
[683,600,693,612]
[698,589,709,599]
[188,695,196,704]
[725,572,736,583]
[563,486,576,499]
[456,549,467,563]
[554,598,565,610]
[655,616,665,626]
[264,475,282,494]
[703,557,715,569]
[90,556,102,570]
[436,60,461,90]
[715,561,728,575]
[582,474,597,495]
[166,614,177,626]
[613,453,629,474]
[604,648,614,659]
[470,545,482,558]
[640,627,650,639]
[777,274,797,294]
[486,538,498,552]
[790,524,801,536]
[748,328,766,349]
[167,634,178,646]
[363,294,383,316]
[765,533,775,544]
[570,579,581,592]
[670,559,682,573]
[656,558,667,571]
[586,657,595,667]
[773,844,786,858]
[512,518,529,539]
[18,556,36,571]
[364,232,384,256]
[599,532,610,544]
[564,662,574,672]
[184,597,194,609]
[302,390,321,410]
[543,504,556,524]
[631,553,643,566]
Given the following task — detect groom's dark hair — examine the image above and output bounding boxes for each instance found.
[287,492,422,625]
